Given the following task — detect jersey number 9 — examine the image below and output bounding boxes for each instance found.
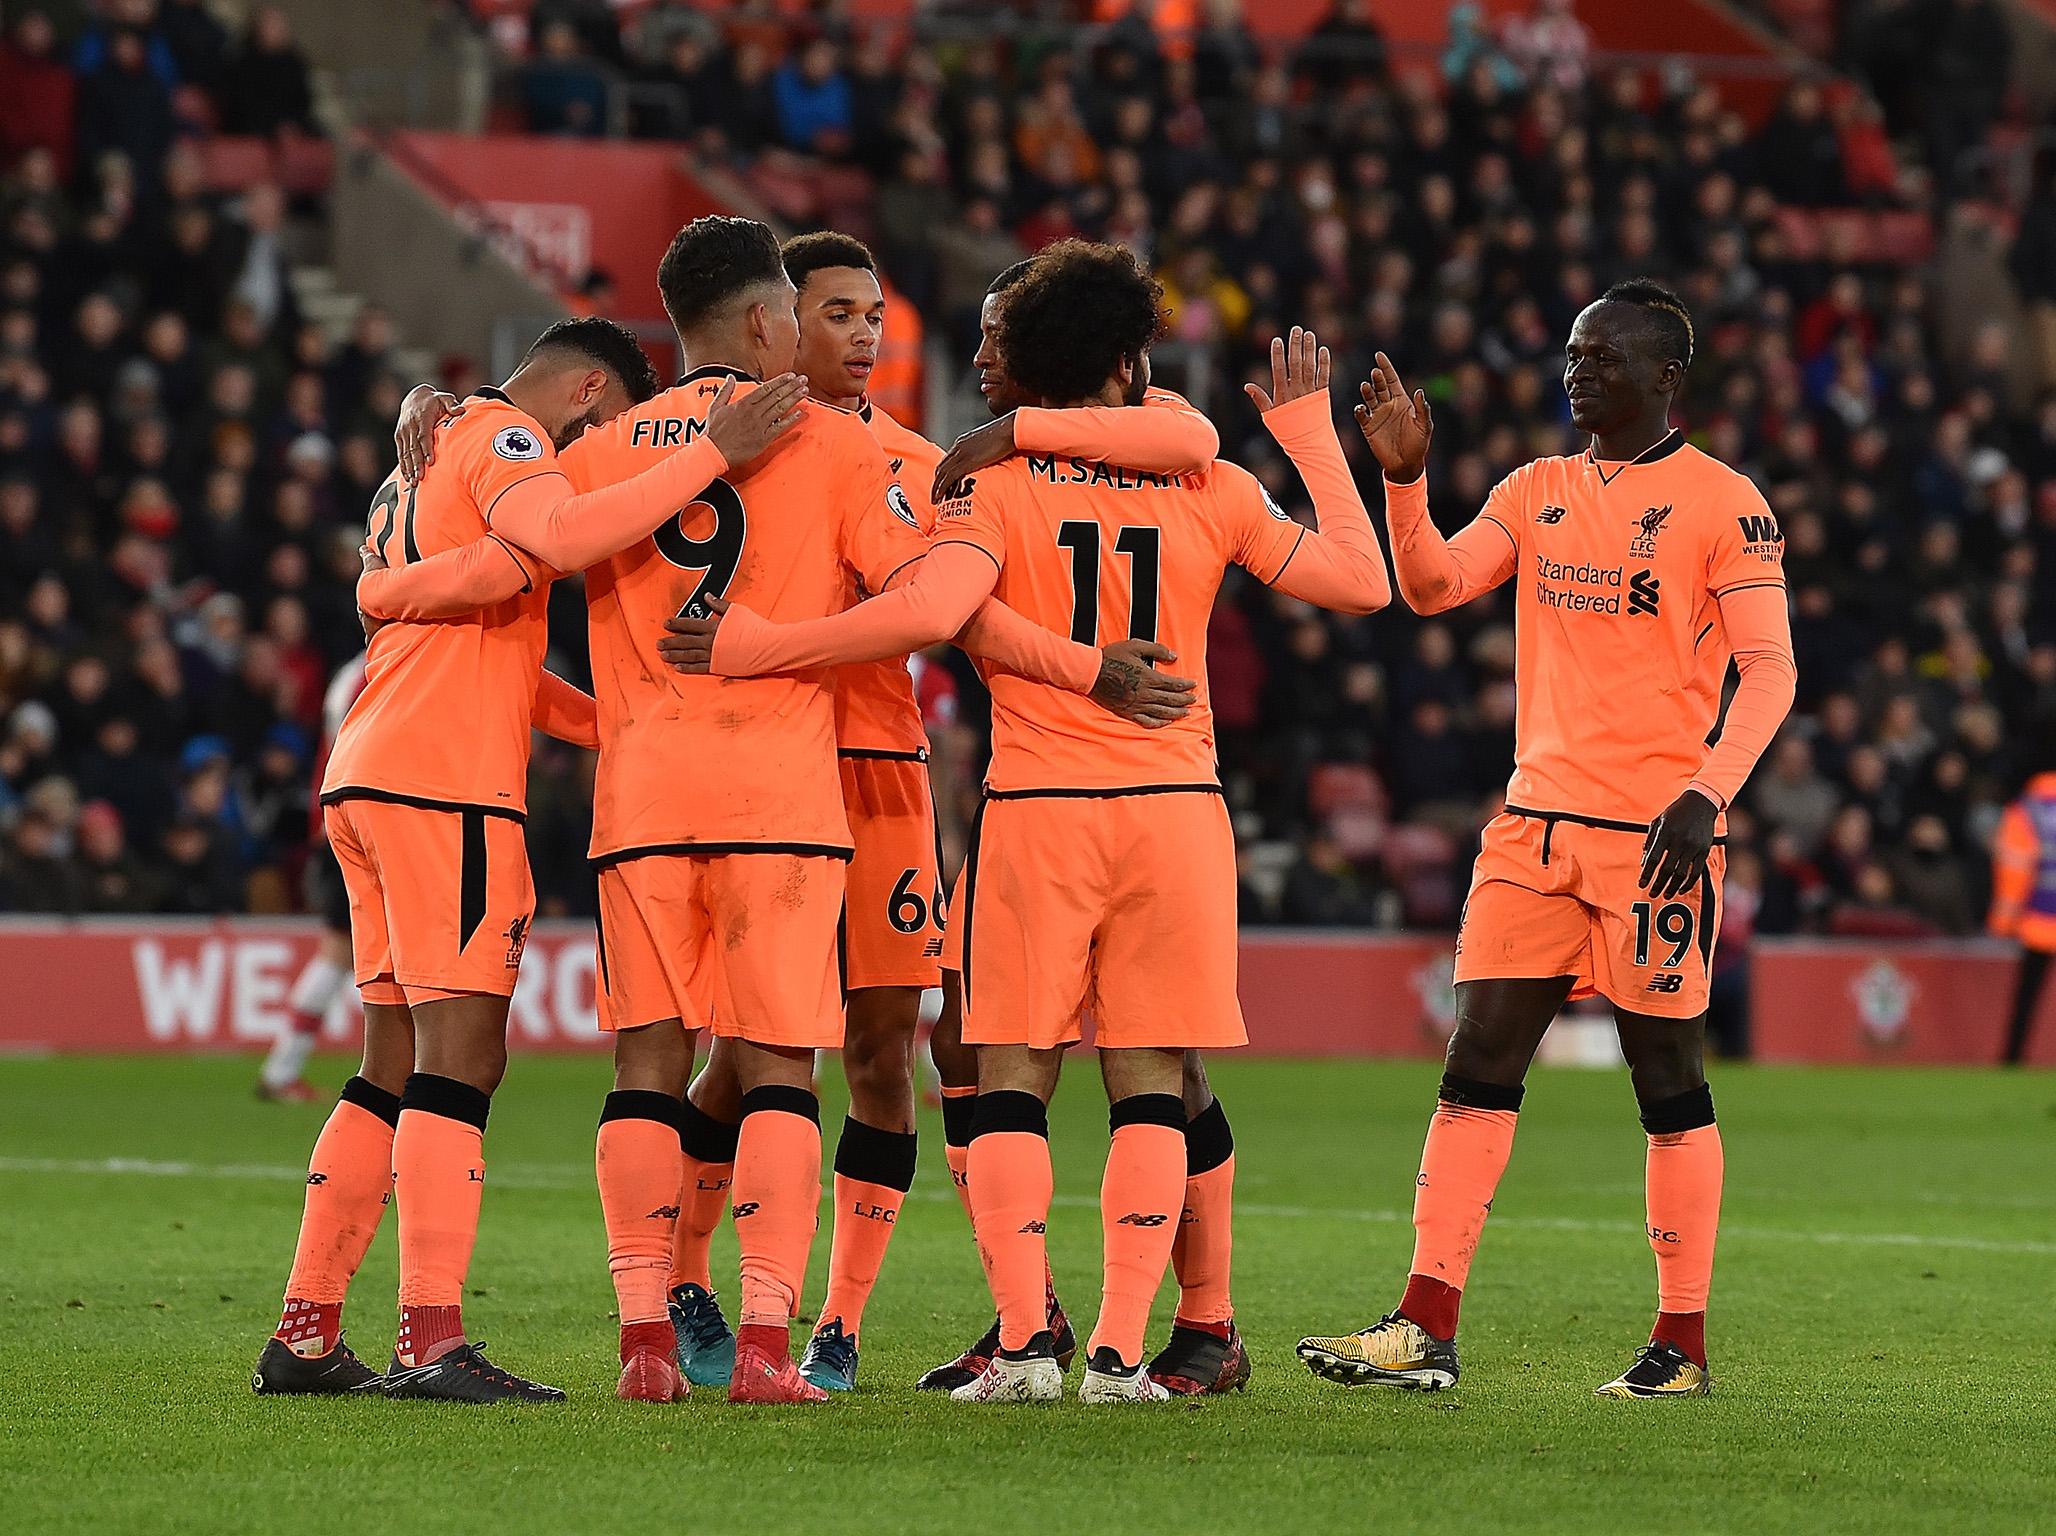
[655,477,747,618]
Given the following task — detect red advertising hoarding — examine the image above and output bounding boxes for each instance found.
[1,921,2043,1065]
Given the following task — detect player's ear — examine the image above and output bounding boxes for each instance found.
[574,366,608,405]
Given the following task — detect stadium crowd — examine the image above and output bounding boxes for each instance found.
[5,1,2056,993]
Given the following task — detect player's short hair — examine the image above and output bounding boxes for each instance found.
[781,230,876,290]
[521,316,660,403]
[1600,278,1695,370]
[986,258,1037,297]
[992,240,1164,406]
[657,215,787,334]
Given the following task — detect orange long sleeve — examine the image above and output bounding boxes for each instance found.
[953,598,1102,692]
[1685,583,1796,810]
[358,436,730,621]
[357,535,543,620]
[1014,399,1217,472]
[531,670,599,749]
[1380,472,1518,615]
[709,542,1001,677]
[1260,391,1391,614]
[1989,803,2036,937]
[486,435,728,574]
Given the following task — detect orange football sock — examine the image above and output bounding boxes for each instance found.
[671,1098,737,1291]
[392,1074,491,1365]
[596,1092,685,1333]
[1643,1089,1723,1368]
[817,1118,918,1342]
[940,1085,976,1227]
[276,1077,400,1355]
[730,1087,822,1338]
[967,1092,1053,1353]
[1401,1076,1523,1339]
[1171,1097,1235,1327]
[1088,1097,1186,1369]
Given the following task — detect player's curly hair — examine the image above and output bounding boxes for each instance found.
[781,230,876,289]
[522,316,660,403]
[986,258,1037,297]
[1601,278,1695,370]
[657,215,786,334]
[992,240,1165,406]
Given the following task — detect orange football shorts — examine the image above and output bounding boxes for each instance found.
[596,850,846,1046]
[1454,808,1725,1020]
[323,797,535,1007]
[958,789,1246,1051]
[839,754,945,992]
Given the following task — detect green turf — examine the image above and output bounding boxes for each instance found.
[2,1054,2052,1535]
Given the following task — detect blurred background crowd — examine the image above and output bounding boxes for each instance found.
[4,2,2055,1016]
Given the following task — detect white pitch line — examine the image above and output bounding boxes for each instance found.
[5,1154,2053,1258]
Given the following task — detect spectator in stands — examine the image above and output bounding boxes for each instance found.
[772,36,853,159]
[75,27,176,190]
[218,6,316,138]
[1917,0,2010,194]
[0,11,76,175]
[76,797,156,912]
[1755,82,1848,208]
[522,20,608,136]
[161,0,230,98]
[2012,149,2056,395]
[1504,0,1591,92]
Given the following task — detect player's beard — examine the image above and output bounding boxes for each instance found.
[1121,354,1149,407]
[552,405,604,450]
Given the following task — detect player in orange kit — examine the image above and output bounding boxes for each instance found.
[362,217,1160,1405]
[1296,280,1797,1400]
[1986,749,2056,1065]
[253,316,778,1404]
[912,258,1252,1398]
[657,232,1211,1394]
[662,242,1392,1403]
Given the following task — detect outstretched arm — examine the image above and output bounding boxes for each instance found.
[1355,352,1515,614]
[930,391,1218,503]
[688,542,1003,677]
[1251,358,1391,614]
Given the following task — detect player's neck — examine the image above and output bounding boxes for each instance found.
[1053,380,1127,410]
[1591,412,1676,464]
[818,388,863,414]
[677,330,762,383]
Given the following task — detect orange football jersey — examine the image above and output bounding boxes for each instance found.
[321,391,556,814]
[1461,433,1788,822]
[560,367,927,858]
[832,399,944,755]
[937,452,1302,792]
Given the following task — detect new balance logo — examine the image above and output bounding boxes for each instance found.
[888,457,904,475]
[1645,973,1685,993]
[1536,505,1569,524]
[732,1200,761,1219]
[645,1205,681,1221]
[1116,1212,1170,1228]
[1628,570,1661,616]
[1017,1219,1046,1234]
[922,938,944,957]
[306,1172,328,1186]
[1737,514,1780,544]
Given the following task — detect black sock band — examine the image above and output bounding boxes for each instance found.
[739,1083,820,1124]
[833,1116,918,1192]
[600,1088,684,1130]
[399,1072,490,1131]
[1639,1083,1716,1135]
[340,1074,401,1129]
[1183,1096,1234,1176]
[970,1089,1048,1139]
[1438,1072,1524,1112]
[1109,1092,1186,1133]
[940,1093,977,1149]
[679,1097,740,1162]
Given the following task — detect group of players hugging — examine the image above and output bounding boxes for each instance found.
[247,213,1792,1408]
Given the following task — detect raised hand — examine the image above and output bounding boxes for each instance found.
[1355,352,1433,484]
[1245,326,1332,413]
[1089,639,1199,728]
[703,373,807,466]
[396,385,461,485]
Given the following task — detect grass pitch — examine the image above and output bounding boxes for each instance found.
[2,1054,2052,1535]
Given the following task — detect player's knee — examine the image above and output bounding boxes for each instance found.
[612,1018,692,1094]
[1618,1014,1706,1106]
[1443,1020,1532,1089]
[842,1037,915,1125]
